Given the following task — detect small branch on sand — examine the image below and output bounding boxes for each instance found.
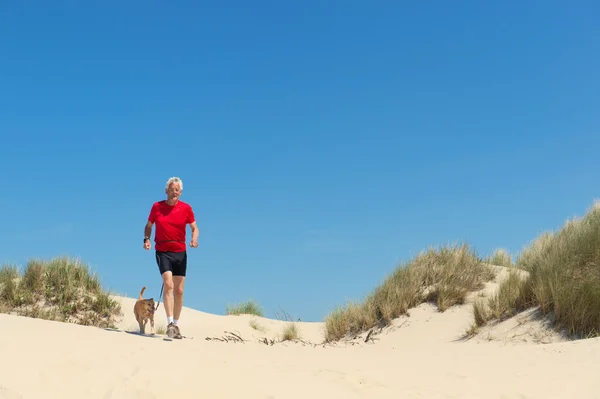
[260,337,275,346]
[364,328,380,344]
[224,331,245,341]
[205,331,246,343]
[296,339,317,347]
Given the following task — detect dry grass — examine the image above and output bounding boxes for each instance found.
[475,200,600,339]
[324,243,495,342]
[485,248,514,267]
[472,297,490,327]
[226,300,264,317]
[487,269,532,321]
[249,319,265,332]
[280,322,300,341]
[471,268,533,328]
[155,323,167,335]
[0,256,122,328]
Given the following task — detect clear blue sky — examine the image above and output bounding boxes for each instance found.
[1,1,598,322]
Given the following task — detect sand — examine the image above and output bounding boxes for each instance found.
[1,267,599,398]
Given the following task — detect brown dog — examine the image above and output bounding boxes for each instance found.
[133,286,156,335]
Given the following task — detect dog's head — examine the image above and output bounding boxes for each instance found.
[141,298,156,314]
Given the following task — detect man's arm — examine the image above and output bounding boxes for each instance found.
[143,221,154,249]
[144,221,153,240]
[190,221,199,247]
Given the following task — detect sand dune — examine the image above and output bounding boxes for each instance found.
[1,268,599,398]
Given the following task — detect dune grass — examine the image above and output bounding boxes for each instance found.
[280,322,300,341]
[0,256,122,328]
[249,318,266,332]
[324,243,495,342]
[474,201,600,338]
[471,268,532,329]
[226,300,264,316]
[485,248,514,267]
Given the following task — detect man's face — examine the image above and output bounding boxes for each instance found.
[166,183,182,200]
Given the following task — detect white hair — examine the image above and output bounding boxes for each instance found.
[165,176,183,191]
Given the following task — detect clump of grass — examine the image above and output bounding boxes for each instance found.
[420,244,496,311]
[249,319,265,332]
[464,322,480,338]
[0,256,122,328]
[472,297,490,327]
[0,264,19,307]
[477,201,600,339]
[324,243,495,342]
[280,322,300,341]
[517,231,555,272]
[226,300,264,317]
[487,269,533,321]
[470,268,534,329]
[155,324,167,335]
[325,300,379,342]
[485,248,514,267]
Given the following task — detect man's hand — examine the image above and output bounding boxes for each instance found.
[189,221,199,249]
[144,221,153,251]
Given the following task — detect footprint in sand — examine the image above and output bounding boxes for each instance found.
[0,386,23,399]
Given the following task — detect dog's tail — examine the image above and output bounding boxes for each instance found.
[139,286,147,300]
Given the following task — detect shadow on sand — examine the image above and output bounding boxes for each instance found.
[103,327,172,340]
[103,327,190,341]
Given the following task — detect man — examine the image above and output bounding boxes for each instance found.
[143,176,199,339]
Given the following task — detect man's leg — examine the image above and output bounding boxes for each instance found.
[156,251,175,322]
[157,251,179,338]
[162,270,179,338]
[161,271,175,321]
[173,275,185,322]
[170,251,187,339]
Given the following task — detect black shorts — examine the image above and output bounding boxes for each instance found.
[155,251,187,277]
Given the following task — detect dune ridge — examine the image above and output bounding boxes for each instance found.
[1,263,599,398]
[5,202,600,397]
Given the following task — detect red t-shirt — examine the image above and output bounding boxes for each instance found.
[148,200,195,252]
